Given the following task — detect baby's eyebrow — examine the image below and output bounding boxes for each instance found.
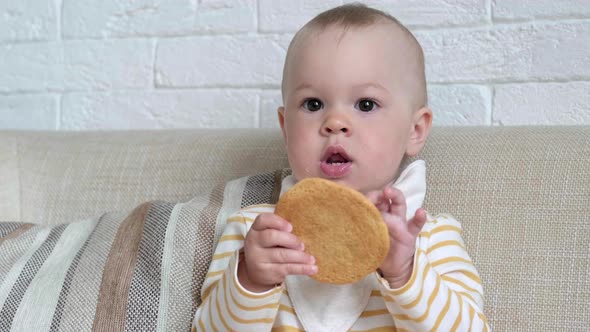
[352,82,388,92]
[293,82,313,93]
[294,82,387,92]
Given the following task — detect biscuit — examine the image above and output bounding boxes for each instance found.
[275,178,389,284]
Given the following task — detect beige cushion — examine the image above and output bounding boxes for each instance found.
[422,126,590,330]
[0,126,588,330]
[0,129,289,224]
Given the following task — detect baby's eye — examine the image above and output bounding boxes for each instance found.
[303,98,323,112]
[356,99,377,112]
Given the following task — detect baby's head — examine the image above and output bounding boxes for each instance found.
[278,3,432,194]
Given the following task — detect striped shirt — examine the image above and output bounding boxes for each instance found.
[192,204,490,331]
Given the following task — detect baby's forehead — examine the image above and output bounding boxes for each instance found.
[289,22,421,68]
[282,21,427,108]
[288,23,421,74]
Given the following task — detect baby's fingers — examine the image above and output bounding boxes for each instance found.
[383,187,407,218]
[365,190,390,212]
[258,229,304,250]
[275,263,318,277]
[251,213,292,232]
[365,190,381,205]
[272,248,315,265]
[407,208,428,237]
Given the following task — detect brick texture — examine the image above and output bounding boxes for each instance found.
[0,95,58,130]
[494,82,590,125]
[0,1,588,130]
[62,0,256,38]
[0,1,56,42]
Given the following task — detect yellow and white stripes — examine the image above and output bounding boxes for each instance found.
[381,215,488,331]
[195,206,283,331]
[193,206,490,331]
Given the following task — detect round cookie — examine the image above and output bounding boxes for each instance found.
[275,177,389,284]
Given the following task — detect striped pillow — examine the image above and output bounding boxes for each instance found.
[0,169,286,331]
[0,200,212,331]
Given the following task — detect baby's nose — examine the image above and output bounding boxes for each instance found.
[321,116,351,136]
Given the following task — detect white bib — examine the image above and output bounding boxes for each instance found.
[285,274,375,332]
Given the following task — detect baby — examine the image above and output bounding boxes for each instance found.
[193,3,489,331]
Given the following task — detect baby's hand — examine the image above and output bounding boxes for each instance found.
[366,187,427,289]
[238,213,317,292]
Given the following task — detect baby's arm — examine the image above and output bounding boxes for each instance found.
[378,215,490,331]
[192,210,283,331]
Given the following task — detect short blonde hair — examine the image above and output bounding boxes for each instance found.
[304,2,404,29]
[281,3,427,109]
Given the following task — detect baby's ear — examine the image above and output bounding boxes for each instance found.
[278,106,285,129]
[406,107,432,156]
[277,106,287,142]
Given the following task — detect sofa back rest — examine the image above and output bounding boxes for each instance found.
[0,129,289,224]
[422,126,589,330]
[1,126,589,330]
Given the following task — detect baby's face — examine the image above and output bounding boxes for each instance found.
[279,23,429,194]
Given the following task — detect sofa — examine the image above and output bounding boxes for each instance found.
[0,126,588,331]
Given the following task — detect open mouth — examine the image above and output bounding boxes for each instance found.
[320,146,353,178]
[322,146,352,164]
[326,153,350,165]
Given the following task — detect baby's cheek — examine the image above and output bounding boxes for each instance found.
[291,159,316,180]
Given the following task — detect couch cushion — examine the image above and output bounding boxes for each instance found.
[0,129,289,225]
[420,126,590,331]
[1,125,589,331]
[0,135,19,222]
[0,194,221,331]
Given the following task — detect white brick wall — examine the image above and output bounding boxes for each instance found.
[0,0,588,130]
